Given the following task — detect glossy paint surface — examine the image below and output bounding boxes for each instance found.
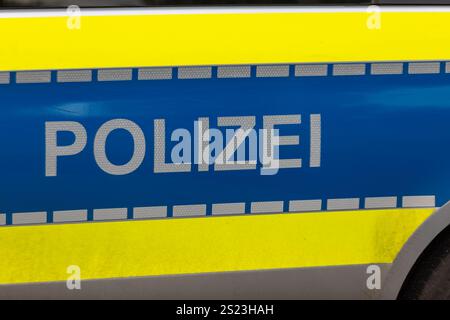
[0,65,447,217]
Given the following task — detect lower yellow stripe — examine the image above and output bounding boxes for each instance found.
[0,208,432,285]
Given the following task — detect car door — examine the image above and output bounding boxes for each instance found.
[0,0,447,299]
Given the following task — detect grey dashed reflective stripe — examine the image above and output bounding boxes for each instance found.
[217,65,251,78]
[98,69,132,81]
[371,63,404,75]
[333,64,366,76]
[4,60,450,86]
[133,206,167,219]
[173,204,206,217]
[295,64,328,77]
[0,72,10,84]
[138,67,172,80]
[93,208,127,221]
[0,195,439,227]
[12,212,47,225]
[408,62,441,74]
[212,203,246,215]
[289,199,322,212]
[57,70,92,83]
[256,65,289,78]
[364,197,397,209]
[53,210,88,223]
[327,198,360,210]
[16,71,51,83]
[402,196,436,208]
[178,67,212,79]
[251,201,283,214]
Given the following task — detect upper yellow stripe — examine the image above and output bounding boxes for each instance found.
[0,208,432,285]
[1,10,450,71]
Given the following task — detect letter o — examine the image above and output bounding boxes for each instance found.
[94,119,146,175]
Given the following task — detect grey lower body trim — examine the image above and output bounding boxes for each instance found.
[0,264,390,300]
[381,202,449,299]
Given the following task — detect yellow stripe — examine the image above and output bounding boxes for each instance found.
[1,11,450,71]
[0,208,432,285]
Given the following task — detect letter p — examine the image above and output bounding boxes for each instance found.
[45,121,87,177]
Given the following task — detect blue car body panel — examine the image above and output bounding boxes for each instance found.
[0,64,448,222]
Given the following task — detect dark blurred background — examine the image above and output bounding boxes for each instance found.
[0,0,370,8]
[3,0,447,9]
